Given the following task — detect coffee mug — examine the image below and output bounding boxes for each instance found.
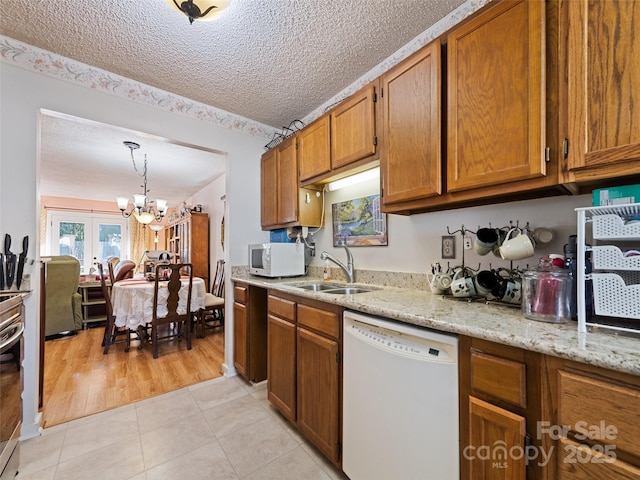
[532,227,554,245]
[451,269,476,298]
[428,272,452,294]
[499,228,535,261]
[474,270,500,297]
[499,279,522,304]
[474,228,499,256]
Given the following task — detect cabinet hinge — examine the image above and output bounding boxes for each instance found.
[524,433,532,465]
[373,136,378,146]
[545,147,551,163]
[373,91,377,103]
[563,138,569,159]
[336,351,341,364]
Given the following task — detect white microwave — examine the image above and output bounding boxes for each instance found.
[249,242,305,277]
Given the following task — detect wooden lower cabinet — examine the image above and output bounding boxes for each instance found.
[552,360,640,480]
[233,283,267,383]
[267,292,343,468]
[459,336,552,480]
[468,396,526,479]
[267,295,297,422]
[297,325,340,465]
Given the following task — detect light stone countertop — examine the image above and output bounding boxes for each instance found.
[232,268,640,376]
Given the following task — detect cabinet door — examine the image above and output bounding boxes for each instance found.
[447,0,545,192]
[331,84,376,169]
[233,301,248,378]
[467,396,526,480]
[558,437,640,480]
[381,41,442,206]
[566,0,640,178]
[267,314,297,422]
[261,149,278,228]
[297,327,341,466]
[298,115,331,183]
[277,138,298,225]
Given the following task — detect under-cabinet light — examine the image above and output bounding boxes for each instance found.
[327,167,380,191]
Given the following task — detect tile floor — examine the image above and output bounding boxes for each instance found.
[16,376,349,480]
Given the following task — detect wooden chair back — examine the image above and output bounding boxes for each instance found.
[151,263,193,358]
[98,263,130,353]
[211,259,225,298]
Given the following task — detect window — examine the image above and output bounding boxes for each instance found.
[47,212,129,274]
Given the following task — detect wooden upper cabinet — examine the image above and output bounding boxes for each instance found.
[260,148,278,228]
[277,137,298,225]
[566,0,640,180]
[298,115,331,183]
[380,41,442,206]
[447,0,545,193]
[331,83,377,169]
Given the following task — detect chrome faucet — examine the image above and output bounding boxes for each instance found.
[320,242,355,283]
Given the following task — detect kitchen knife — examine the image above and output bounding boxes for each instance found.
[0,253,4,290]
[4,234,16,289]
[16,235,28,289]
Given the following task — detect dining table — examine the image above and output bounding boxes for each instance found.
[111,275,206,330]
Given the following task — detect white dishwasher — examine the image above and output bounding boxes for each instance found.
[343,310,459,480]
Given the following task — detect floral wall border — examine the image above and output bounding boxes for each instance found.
[0,35,277,141]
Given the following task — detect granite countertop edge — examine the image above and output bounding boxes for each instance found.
[231,273,640,377]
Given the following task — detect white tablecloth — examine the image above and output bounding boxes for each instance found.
[111,277,206,330]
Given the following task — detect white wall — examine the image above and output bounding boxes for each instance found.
[190,173,227,280]
[0,62,267,438]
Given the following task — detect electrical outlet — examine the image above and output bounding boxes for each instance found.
[441,236,455,259]
[464,236,473,250]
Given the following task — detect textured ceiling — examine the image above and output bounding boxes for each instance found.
[2,0,469,206]
[1,0,466,128]
[39,111,226,205]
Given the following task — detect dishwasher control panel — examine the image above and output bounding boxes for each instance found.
[346,316,455,362]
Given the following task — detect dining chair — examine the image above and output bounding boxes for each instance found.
[98,263,133,354]
[196,259,225,338]
[151,263,193,359]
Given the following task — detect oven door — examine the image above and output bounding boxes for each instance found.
[0,307,23,479]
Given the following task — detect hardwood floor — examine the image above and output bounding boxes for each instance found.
[42,325,225,427]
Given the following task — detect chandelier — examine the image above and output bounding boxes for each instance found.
[116,141,168,225]
[165,0,232,24]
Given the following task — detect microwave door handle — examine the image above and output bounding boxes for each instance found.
[0,321,24,351]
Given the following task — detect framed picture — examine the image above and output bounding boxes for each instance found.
[331,194,387,247]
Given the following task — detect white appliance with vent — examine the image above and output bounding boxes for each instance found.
[342,310,459,480]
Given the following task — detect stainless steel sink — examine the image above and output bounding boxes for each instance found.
[291,282,378,294]
[296,283,341,291]
[324,287,376,295]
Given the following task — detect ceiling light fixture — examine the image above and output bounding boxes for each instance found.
[116,141,168,226]
[165,0,232,24]
[149,224,164,243]
[327,167,381,191]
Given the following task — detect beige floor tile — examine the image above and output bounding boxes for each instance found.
[203,394,270,438]
[15,464,57,480]
[145,442,238,480]
[54,436,144,480]
[16,429,66,477]
[134,389,200,433]
[243,446,332,480]
[189,378,249,411]
[218,417,298,478]
[140,412,215,469]
[59,407,140,463]
[300,444,349,480]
